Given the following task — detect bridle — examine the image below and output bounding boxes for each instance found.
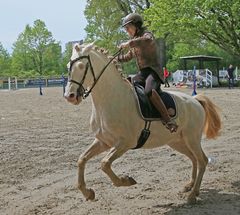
[68,49,122,99]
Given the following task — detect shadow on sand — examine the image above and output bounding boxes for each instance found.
[154,181,240,215]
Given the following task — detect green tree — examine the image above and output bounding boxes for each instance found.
[61,43,73,73]
[84,0,125,51]
[145,0,240,58]
[43,43,62,76]
[84,0,151,74]
[12,19,62,77]
[0,43,11,77]
[84,0,239,79]
[11,26,34,76]
[85,0,152,49]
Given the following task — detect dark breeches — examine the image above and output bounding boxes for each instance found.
[132,68,161,96]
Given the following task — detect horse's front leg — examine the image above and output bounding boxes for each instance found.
[101,146,137,187]
[78,138,110,200]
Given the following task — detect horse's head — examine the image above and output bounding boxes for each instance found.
[65,42,124,105]
[64,42,95,105]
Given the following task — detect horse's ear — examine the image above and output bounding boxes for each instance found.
[74,43,84,52]
[82,41,95,54]
[74,44,80,52]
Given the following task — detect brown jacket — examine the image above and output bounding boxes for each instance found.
[118,29,164,82]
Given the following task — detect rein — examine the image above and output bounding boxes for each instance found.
[69,48,122,99]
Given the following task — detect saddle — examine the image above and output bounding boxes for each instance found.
[131,83,177,149]
[133,83,177,121]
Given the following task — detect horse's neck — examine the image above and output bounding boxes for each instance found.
[90,52,133,112]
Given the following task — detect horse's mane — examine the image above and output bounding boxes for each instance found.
[91,45,125,78]
[77,43,131,86]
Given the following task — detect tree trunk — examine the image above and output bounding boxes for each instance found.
[156,38,166,71]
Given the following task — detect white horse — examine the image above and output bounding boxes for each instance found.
[64,43,221,204]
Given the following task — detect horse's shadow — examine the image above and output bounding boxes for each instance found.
[155,181,240,215]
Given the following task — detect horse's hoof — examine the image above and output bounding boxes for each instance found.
[120,176,137,186]
[187,195,197,204]
[183,185,192,193]
[124,176,137,186]
[128,176,137,185]
[183,181,194,193]
[86,188,95,201]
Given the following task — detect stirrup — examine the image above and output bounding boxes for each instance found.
[165,120,178,133]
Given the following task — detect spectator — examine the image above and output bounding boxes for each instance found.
[163,67,170,87]
[227,64,235,89]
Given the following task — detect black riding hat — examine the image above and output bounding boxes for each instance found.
[122,13,143,28]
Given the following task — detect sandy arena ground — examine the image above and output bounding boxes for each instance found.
[0,86,240,215]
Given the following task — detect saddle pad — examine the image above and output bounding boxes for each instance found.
[134,84,177,121]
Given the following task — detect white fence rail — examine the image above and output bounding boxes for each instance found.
[205,69,212,88]
[173,69,213,88]
[0,77,67,90]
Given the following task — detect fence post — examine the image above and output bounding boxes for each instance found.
[235,67,238,80]
[8,77,11,90]
[192,66,197,96]
[62,74,66,96]
[15,77,18,90]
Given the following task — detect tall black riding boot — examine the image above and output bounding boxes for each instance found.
[149,89,178,133]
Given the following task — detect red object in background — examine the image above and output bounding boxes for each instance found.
[164,68,169,78]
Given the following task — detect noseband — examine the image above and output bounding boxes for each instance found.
[68,49,122,99]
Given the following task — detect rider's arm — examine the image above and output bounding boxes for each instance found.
[128,32,154,48]
[118,49,134,62]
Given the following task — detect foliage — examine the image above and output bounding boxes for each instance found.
[11,28,34,74]
[61,43,73,75]
[0,43,11,77]
[84,0,125,51]
[84,0,239,75]
[84,0,151,74]
[166,42,240,73]
[11,20,62,76]
[1,1,239,79]
[84,0,151,48]
[145,0,240,58]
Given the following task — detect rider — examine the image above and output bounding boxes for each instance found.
[118,13,178,132]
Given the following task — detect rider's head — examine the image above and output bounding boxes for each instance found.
[122,13,143,37]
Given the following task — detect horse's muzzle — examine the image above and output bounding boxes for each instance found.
[64,93,81,105]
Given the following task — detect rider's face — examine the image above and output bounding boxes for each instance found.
[124,24,136,37]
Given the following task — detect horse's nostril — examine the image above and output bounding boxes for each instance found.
[69,93,75,98]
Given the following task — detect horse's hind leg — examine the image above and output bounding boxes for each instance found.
[191,147,208,196]
[78,138,110,200]
[168,140,197,192]
[101,146,137,187]
[183,133,208,204]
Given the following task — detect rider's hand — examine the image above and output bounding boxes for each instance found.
[118,42,129,49]
[108,56,118,63]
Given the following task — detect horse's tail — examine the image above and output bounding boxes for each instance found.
[194,94,222,139]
